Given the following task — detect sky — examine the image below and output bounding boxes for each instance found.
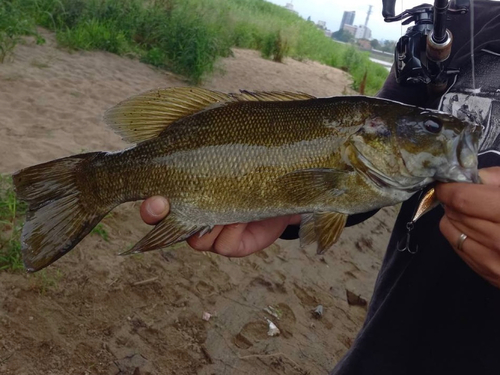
[265,0,433,41]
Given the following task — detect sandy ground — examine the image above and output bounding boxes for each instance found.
[0,30,396,374]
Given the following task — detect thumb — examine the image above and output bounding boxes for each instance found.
[140,196,170,225]
[478,167,500,186]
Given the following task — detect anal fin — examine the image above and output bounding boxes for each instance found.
[121,215,203,255]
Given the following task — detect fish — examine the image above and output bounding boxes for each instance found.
[13,87,482,271]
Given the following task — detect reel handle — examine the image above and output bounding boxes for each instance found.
[382,0,397,18]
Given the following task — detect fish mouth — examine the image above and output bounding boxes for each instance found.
[438,123,481,183]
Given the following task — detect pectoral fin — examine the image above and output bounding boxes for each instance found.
[277,168,350,203]
[121,215,203,255]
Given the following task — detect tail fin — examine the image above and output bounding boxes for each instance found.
[13,152,109,272]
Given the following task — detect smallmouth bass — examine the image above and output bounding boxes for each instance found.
[13,88,481,271]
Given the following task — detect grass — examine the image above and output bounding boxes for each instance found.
[0,174,27,271]
[91,223,109,242]
[0,0,44,63]
[31,269,63,294]
[4,0,387,93]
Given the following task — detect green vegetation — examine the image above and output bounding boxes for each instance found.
[331,29,354,44]
[0,174,26,271]
[31,269,63,294]
[0,1,43,62]
[3,0,387,93]
[91,223,109,241]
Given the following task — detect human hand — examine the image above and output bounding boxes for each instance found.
[140,196,300,257]
[436,167,500,289]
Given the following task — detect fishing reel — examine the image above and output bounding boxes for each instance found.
[382,0,469,92]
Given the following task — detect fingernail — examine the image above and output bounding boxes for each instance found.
[146,196,168,217]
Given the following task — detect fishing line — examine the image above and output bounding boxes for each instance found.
[470,0,476,93]
[400,0,404,36]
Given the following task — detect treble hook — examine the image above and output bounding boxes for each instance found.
[396,222,418,254]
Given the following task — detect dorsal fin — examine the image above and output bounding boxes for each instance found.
[104,87,317,143]
[231,90,315,102]
[103,87,233,143]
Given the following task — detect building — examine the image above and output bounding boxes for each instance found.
[316,20,332,37]
[342,24,357,37]
[285,3,298,14]
[340,11,355,31]
[355,25,372,40]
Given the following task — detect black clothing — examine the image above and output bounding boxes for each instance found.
[330,2,500,374]
[279,1,500,373]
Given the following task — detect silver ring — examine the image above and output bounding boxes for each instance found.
[456,233,468,251]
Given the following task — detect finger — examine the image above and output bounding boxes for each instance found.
[213,223,248,257]
[440,216,500,281]
[444,206,500,253]
[140,196,170,225]
[435,183,500,222]
[240,216,295,254]
[191,215,298,257]
[288,214,301,226]
[213,217,291,257]
[479,167,500,186]
[187,225,224,252]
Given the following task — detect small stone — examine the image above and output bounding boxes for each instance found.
[346,290,367,307]
[266,319,280,336]
[202,312,211,321]
[312,305,323,319]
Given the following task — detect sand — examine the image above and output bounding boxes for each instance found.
[0,29,396,375]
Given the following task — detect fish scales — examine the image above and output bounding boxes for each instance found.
[13,87,481,271]
[87,99,365,213]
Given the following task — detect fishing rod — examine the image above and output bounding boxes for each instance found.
[382,0,470,94]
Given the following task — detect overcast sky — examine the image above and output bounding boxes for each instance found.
[266,0,436,41]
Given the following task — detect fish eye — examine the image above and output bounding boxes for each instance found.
[423,118,442,133]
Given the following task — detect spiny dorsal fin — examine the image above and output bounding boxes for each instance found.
[231,90,315,102]
[104,87,316,143]
[104,87,234,143]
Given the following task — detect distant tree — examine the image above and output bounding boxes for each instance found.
[331,29,354,43]
[381,40,396,53]
[370,39,381,49]
[307,16,311,22]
